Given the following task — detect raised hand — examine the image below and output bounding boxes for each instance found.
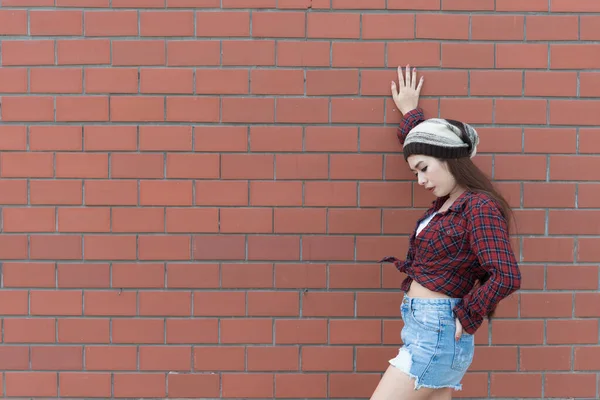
[391,64,424,115]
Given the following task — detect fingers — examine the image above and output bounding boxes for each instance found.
[455,318,463,341]
[397,66,404,89]
[416,76,424,94]
[405,64,411,87]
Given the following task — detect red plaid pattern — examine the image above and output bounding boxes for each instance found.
[380,108,521,334]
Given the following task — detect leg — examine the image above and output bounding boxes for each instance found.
[369,365,434,400]
[427,388,453,400]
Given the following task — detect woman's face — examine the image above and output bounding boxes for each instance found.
[407,154,458,198]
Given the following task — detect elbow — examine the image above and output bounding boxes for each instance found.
[506,263,522,294]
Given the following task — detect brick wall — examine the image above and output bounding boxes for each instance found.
[0,0,599,399]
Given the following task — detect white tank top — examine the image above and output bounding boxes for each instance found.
[416,212,437,236]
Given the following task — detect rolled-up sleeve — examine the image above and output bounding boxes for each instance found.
[397,107,425,146]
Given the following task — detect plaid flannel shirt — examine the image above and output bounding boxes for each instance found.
[380,108,521,335]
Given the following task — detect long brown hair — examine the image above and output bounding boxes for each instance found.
[443,121,516,319]
[445,157,514,232]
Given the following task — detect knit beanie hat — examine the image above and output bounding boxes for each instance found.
[403,118,479,160]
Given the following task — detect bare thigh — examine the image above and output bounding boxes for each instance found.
[428,388,453,400]
[369,365,434,400]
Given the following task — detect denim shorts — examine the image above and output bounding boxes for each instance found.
[388,295,475,391]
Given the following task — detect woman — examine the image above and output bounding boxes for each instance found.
[372,66,522,400]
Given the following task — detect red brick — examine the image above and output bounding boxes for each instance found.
[56,96,109,122]
[491,373,542,398]
[112,319,165,344]
[497,0,548,11]
[165,40,219,65]
[253,11,305,37]
[251,69,304,95]
[416,14,468,39]
[333,42,386,67]
[1,97,54,122]
[276,98,329,123]
[470,70,523,96]
[139,346,192,370]
[4,318,56,343]
[442,43,494,68]
[545,373,597,398]
[552,0,600,12]
[196,11,249,36]
[3,207,55,233]
[222,97,275,123]
[472,15,524,40]
[6,372,58,397]
[111,96,164,122]
[247,235,300,261]
[85,68,138,94]
[0,10,28,35]
[0,68,28,93]
[220,208,273,233]
[527,15,578,40]
[59,264,110,290]
[277,41,330,67]
[250,181,303,206]
[30,126,82,151]
[84,11,138,36]
[196,69,249,94]
[307,13,360,38]
[496,43,548,68]
[275,374,328,398]
[30,290,83,316]
[331,98,384,123]
[440,98,493,124]
[113,373,166,398]
[30,180,82,205]
[221,373,274,398]
[195,181,248,206]
[274,264,326,289]
[140,11,193,36]
[140,68,193,94]
[193,235,246,261]
[168,374,220,398]
[194,126,247,152]
[30,10,83,36]
[59,373,111,397]
[56,153,108,178]
[57,39,110,65]
[222,40,275,66]
[113,40,165,66]
[1,40,55,66]
[193,346,244,370]
[30,68,82,94]
[302,346,354,371]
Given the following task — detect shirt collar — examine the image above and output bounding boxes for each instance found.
[432,190,471,213]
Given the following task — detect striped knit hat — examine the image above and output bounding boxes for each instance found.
[403,118,479,160]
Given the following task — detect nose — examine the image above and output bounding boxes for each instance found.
[417,173,427,186]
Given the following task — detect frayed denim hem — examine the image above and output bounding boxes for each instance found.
[388,347,463,392]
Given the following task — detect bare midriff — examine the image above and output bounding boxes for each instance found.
[407,280,451,299]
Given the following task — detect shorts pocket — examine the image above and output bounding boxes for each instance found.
[409,308,441,333]
[451,333,475,371]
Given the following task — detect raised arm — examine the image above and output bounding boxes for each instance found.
[391,65,425,146]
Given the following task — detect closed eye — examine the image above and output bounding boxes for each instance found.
[414,166,427,176]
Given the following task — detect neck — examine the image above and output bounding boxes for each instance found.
[447,186,466,202]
